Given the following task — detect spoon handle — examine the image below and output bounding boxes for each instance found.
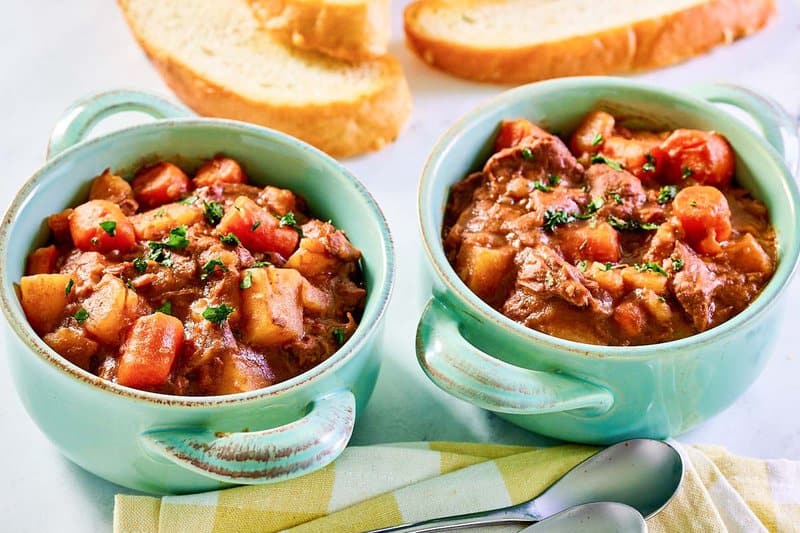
[364,510,532,532]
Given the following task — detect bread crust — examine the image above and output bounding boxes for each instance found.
[118,0,411,158]
[404,0,776,84]
[248,0,390,61]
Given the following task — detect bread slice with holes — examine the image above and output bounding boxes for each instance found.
[247,0,390,61]
[404,0,775,84]
[118,0,411,158]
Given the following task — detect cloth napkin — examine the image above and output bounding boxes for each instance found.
[114,442,800,533]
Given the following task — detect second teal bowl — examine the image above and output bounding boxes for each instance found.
[417,77,800,444]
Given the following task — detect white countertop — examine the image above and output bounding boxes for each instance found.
[1,1,798,531]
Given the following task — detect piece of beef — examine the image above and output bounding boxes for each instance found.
[585,164,646,220]
[670,242,722,331]
[484,136,585,191]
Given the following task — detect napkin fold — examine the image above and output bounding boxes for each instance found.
[114,442,800,533]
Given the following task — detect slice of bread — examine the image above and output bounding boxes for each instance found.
[118,0,411,158]
[404,0,775,84]
[248,0,390,61]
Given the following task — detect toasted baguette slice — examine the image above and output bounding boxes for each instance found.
[404,0,775,84]
[118,0,411,158]
[248,0,390,61]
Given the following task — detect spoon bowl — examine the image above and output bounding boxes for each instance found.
[521,503,647,533]
[366,439,682,532]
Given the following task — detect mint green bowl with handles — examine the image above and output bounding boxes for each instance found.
[417,77,800,444]
[0,90,394,494]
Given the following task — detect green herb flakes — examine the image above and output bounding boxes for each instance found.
[157,301,172,315]
[590,154,624,171]
[133,257,148,273]
[203,201,224,225]
[220,233,241,246]
[99,220,116,236]
[671,257,685,272]
[634,262,668,276]
[165,225,189,249]
[203,304,234,324]
[201,258,227,280]
[543,209,574,232]
[657,185,677,205]
[65,279,74,296]
[332,328,345,345]
[520,147,534,160]
[74,308,89,324]
[240,271,253,289]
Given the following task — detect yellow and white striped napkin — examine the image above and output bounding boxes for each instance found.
[114,442,800,532]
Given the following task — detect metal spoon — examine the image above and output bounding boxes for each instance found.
[520,502,647,533]
[365,439,682,532]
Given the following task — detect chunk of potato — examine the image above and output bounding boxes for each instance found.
[83,274,140,344]
[723,233,772,274]
[129,203,203,240]
[216,350,273,395]
[456,245,515,302]
[301,278,332,315]
[43,327,99,370]
[285,237,339,277]
[241,268,303,347]
[19,274,74,333]
[622,267,668,295]
[585,262,624,298]
[26,245,59,275]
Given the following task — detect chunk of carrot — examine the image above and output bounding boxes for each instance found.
[673,186,732,254]
[117,312,184,389]
[131,162,191,209]
[654,129,734,187]
[68,200,136,253]
[217,196,299,257]
[559,222,620,263]
[193,156,247,187]
[494,119,550,152]
[26,245,59,275]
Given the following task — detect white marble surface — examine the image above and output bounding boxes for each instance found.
[0,1,798,531]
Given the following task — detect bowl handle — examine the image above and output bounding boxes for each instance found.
[690,84,799,176]
[141,389,355,484]
[47,90,192,160]
[416,299,613,416]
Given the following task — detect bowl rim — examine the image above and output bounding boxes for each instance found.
[0,117,395,407]
[418,76,800,360]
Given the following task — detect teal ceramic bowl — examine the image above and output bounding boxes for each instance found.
[417,77,800,444]
[0,91,394,494]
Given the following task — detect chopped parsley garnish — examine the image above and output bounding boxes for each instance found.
[277,212,303,237]
[74,308,89,324]
[591,154,624,171]
[201,258,227,280]
[543,209,574,232]
[531,181,553,192]
[634,262,668,276]
[220,233,241,246]
[90,237,99,247]
[203,201,224,225]
[251,221,262,231]
[577,260,588,272]
[548,174,562,186]
[602,262,614,271]
[575,196,605,219]
[99,220,116,236]
[642,153,657,173]
[133,257,148,273]
[591,133,604,146]
[180,195,198,205]
[147,243,173,267]
[609,192,623,205]
[157,301,172,315]
[332,327,346,345]
[251,261,272,268]
[682,167,694,180]
[165,225,189,249]
[657,185,677,205]
[607,216,659,231]
[671,257,685,272]
[202,304,234,324]
[155,208,166,217]
[520,147,534,160]
[690,200,698,207]
[65,279,74,296]
[240,271,253,289]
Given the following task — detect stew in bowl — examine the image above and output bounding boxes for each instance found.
[443,112,776,346]
[19,156,365,395]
